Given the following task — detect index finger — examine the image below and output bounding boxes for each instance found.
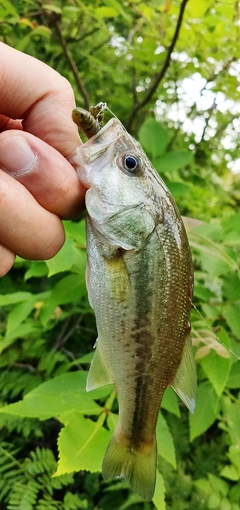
[0,42,81,158]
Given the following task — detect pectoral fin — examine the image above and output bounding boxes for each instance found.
[86,340,114,392]
[171,335,197,413]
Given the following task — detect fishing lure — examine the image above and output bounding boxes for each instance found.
[72,102,107,139]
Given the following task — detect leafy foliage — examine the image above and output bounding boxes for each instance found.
[1,0,240,509]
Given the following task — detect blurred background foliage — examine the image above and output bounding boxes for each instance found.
[0,0,240,508]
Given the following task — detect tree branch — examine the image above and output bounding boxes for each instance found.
[126,0,189,131]
[53,19,91,108]
[37,1,91,108]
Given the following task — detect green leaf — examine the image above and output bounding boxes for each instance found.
[46,239,84,277]
[222,398,240,445]
[0,291,32,306]
[221,465,239,481]
[55,411,111,475]
[222,272,240,302]
[63,220,86,246]
[50,275,86,305]
[223,304,240,338]
[155,150,193,173]
[161,387,180,417]
[0,0,18,17]
[189,229,238,275]
[200,330,231,396]
[152,470,166,510]
[222,213,240,246]
[189,382,220,441]
[0,372,101,418]
[166,181,191,197]
[0,322,39,353]
[208,473,228,496]
[156,414,176,469]
[186,0,209,18]
[39,274,87,325]
[118,493,146,509]
[5,296,36,336]
[95,6,118,17]
[226,362,240,389]
[42,4,62,14]
[138,119,170,159]
[24,261,48,281]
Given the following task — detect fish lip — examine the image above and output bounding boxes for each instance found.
[69,118,124,188]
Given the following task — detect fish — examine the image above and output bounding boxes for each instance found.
[73,115,197,501]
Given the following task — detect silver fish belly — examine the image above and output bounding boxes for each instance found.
[73,117,197,501]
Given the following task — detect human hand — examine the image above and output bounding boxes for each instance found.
[0,42,85,277]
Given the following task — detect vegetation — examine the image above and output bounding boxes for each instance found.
[0,0,240,508]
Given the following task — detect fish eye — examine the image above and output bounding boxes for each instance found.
[122,154,141,174]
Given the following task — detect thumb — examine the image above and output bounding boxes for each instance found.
[0,131,85,219]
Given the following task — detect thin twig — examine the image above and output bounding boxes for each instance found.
[126,0,189,131]
[53,315,83,350]
[37,0,91,108]
[53,19,91,108]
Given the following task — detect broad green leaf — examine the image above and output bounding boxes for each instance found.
[155,150,193,173]
[228,445,240,474]
[189,382,220,441]
[24,261,48,281]
[194,478,211,494]
[207,473,229,496]
[0,322,39,353]
[200,330,231,396]
[194,285,213,302]
[5,296,37,336]
[152,470,166,510]
[189,230,238,274]
[186,0,209,18]
[230,484,240,504]
[63,220,86,246]
[156,414,176,469]
[223,304,240,338]
[42,4,62,14]
[0,291,32,306]
[166,181,191,197]
[39,274,87,325]
[138,119,170,159]
[222,213,240,246]
[49,275,86,305]
[221,465,239,481]
[0,0,18,17]
[46,239,84,277]
[222,398,240,445]
[222,272,240,302]
[226,362,240,389]
[161,387,180,417]
[95,7,118,17]
[118,493,146,509]
[55,411,111,474]
[0,372,101,418]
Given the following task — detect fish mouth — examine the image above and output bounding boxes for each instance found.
[70,118,124,188]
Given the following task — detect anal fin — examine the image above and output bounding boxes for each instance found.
[171,335,197,413]
[86,340,114,392]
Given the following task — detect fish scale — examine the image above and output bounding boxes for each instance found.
[72,115,197,501]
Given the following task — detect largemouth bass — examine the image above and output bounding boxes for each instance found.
[73,115,197,501]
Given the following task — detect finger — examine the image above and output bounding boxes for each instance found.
[0,244,16,277]
[0,115,23,132]
[0,131,85,219]
[0,42,82,158]
[0,171,65,260]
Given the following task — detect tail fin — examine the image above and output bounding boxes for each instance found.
[102,433,157,501]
